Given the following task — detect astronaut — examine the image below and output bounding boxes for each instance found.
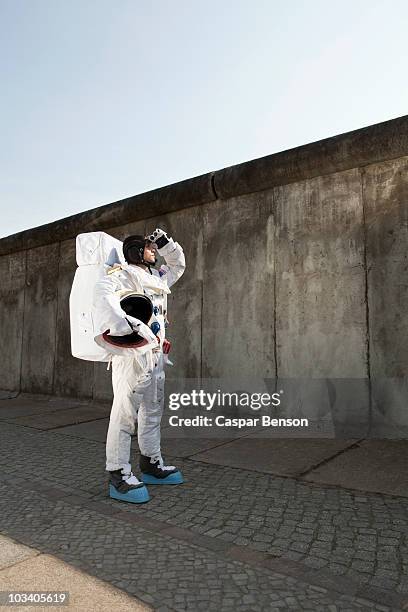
[93,228,185,503]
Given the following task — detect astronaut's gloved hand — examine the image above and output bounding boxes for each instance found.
[126,316,157,344]
[147,228,170,250]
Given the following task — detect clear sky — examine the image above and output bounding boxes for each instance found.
[1,0,407,238]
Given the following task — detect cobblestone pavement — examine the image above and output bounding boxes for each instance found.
[0,419,407,610]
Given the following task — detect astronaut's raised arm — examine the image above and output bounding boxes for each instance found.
[157,239,185,288]
[147,229,185,289]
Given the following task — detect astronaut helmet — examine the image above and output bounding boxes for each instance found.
[102,293,154,348]
[122,235,157,267]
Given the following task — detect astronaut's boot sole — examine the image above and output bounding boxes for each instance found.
[109,484,150,503]
[141,470,184,485]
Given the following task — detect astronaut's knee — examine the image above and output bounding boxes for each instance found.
[122,420,136,435]
[115,408,137,433]
[145,401,164,423]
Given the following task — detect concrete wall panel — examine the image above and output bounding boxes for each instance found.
[202,191,275,378]
[364,156,408,377]
[21,243,59,393]
[275,169,367,377]
[0,252,26,391]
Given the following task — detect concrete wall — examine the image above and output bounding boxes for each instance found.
[1,116,408,417]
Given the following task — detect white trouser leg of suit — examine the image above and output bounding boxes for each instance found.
[105,351,165,473]
[137,353,165,458]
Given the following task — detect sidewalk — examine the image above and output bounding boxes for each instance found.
[0,534,148,611]
[0,394,407,611]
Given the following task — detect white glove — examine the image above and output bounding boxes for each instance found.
[126,315,157,344]
[147,228,170,249]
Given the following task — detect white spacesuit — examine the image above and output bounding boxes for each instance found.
[93,229,185,503]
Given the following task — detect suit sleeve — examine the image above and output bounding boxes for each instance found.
[157,238,186,289]
[92,272,132,336]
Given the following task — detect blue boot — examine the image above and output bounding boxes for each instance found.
[140,453,184,485]
[108,469,150,503]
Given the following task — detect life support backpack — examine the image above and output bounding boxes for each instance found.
[69,232,126,361]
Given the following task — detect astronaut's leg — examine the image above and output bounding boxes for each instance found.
[106,354,150,503]
[138,354,184,484]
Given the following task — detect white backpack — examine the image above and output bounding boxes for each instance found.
[69,232,126,362]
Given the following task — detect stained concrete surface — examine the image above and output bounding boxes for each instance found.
[0,395,87,419]
[49,418,110,443]
[202,191,275,378]
[3,405,111,430]
[364,156,408,379]
[190,438,360,478]
[161,436,236,458]
[0,391,19,400]
[20,243,60,395]
[274,169,367,378]
[0,251,25,392]
[303,439,408,497]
